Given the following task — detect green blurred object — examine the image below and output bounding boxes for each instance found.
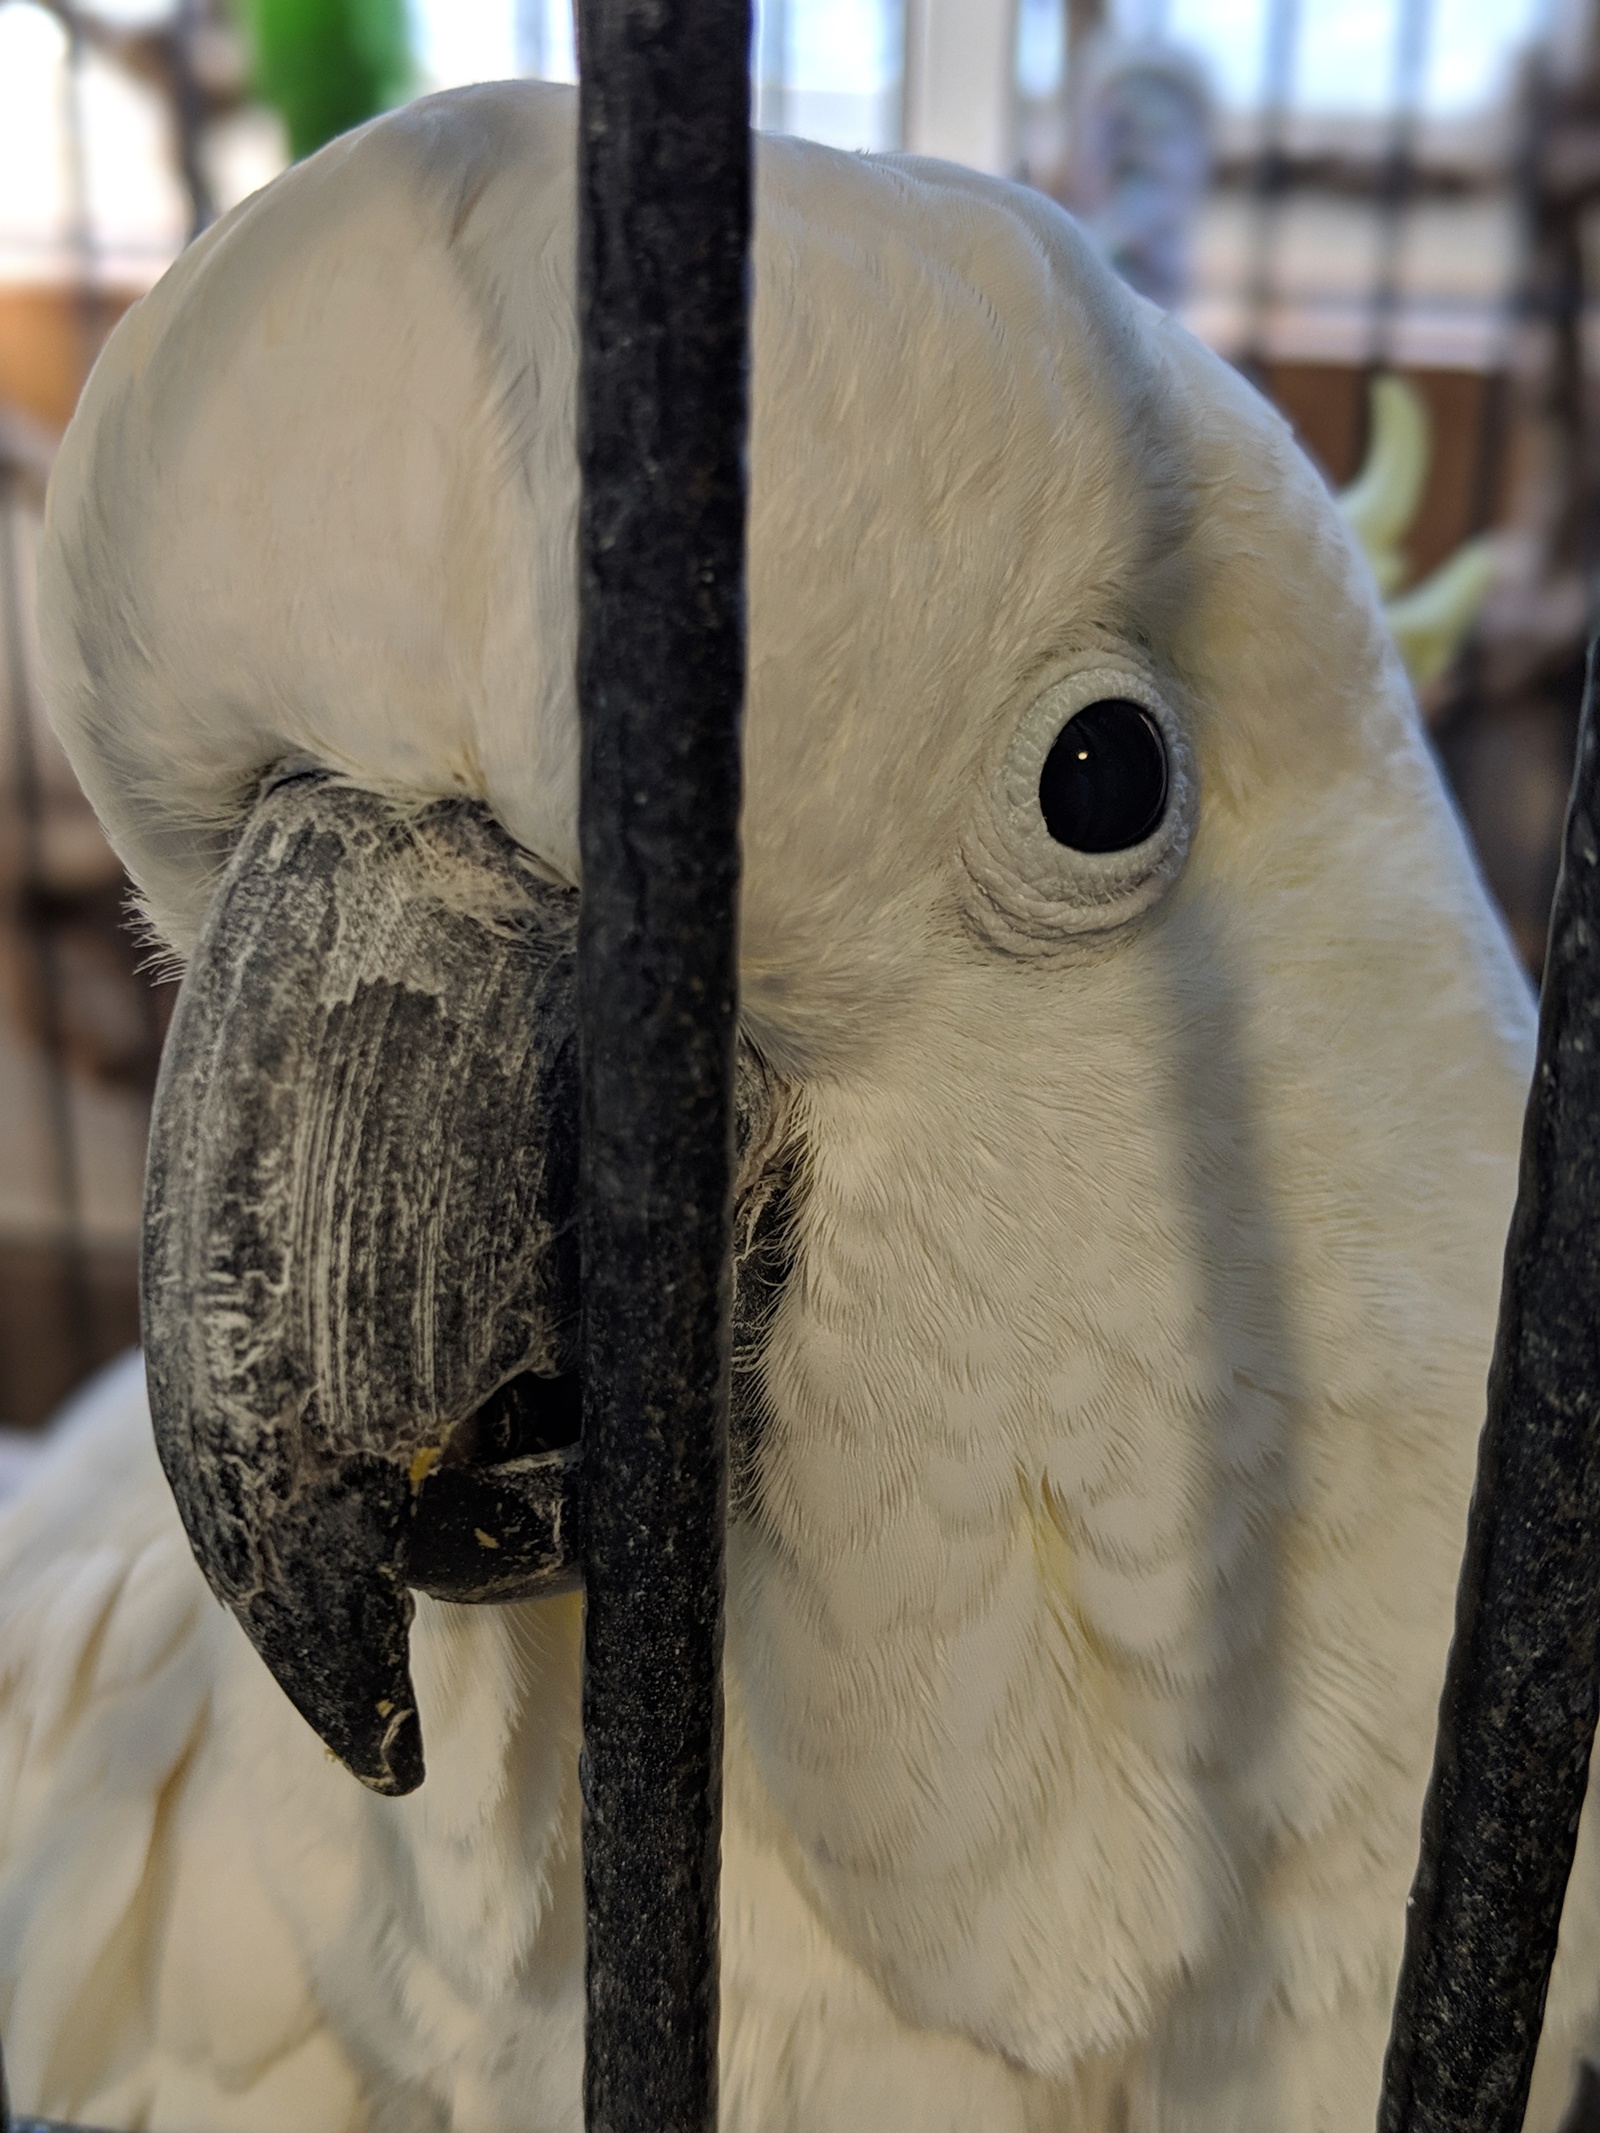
[239,0,413,160]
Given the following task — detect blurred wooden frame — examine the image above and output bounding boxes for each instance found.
[1267,361,1510,583]
[0,289,135,438]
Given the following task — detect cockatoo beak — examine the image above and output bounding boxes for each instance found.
[142,771,587,1796]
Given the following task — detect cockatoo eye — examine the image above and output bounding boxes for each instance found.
[963,655,1195,951]
[1038,699,1169,852]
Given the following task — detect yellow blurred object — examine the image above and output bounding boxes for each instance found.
[1384,537,1498,690]
[1336,372,1496,689]
[1337,373,1431,596]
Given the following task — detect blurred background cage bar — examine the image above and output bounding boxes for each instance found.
[0,0,1591,1428]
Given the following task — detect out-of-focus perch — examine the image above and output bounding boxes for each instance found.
[1386,538,1498,690]
[1337,372,1498,694]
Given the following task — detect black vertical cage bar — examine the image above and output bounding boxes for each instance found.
[574,3,752,2131]
[1378,640,1600,2133]
[1364,0,1432,376]
[1239,0,1300,383]
[1468,48,1551,544]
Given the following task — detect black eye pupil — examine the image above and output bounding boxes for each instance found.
[1038,699,1169,852]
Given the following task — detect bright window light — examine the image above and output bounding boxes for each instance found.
[1159,0,1545,114]
[0,1,188,286]
[83,0,177,21]
[410,2,516,90]
[517,0,578,81]
[410,0,575,90]
[1017,0,1066,100]
[411,0,896,145]
[754,0,901,148]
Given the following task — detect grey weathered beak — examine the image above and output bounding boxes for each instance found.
[143,773,585,1796]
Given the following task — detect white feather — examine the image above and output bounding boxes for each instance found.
[10,77,1592,2131]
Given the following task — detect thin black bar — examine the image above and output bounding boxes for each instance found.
[1364,0,1433,373]
[574,2,752,2130]
[1431,41,1551,805]
[1378,639,1600,2133]
[1239,0,1301,381]
[1464,47,1550,545]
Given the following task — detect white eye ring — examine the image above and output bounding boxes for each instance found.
[961,660,1194,951]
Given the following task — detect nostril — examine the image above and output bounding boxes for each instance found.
[451,1370,584,1464]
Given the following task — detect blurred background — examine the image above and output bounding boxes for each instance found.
[0,0,1591,1427]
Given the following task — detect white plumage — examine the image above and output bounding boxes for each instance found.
[4,78,1594,2131]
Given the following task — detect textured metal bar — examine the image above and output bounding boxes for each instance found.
[1378,640,1600,2132]
[574,3,751,2131]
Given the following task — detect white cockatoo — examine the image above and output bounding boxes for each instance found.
[2,80,1594,2133]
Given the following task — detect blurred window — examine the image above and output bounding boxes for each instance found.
[0,3,188,289]
[412,0,574,93]
[752,0,903,149]
[1165,0,1544,116]
[1026,0,1549,116]
[413,0,903,151]
[1018,0,1066,102]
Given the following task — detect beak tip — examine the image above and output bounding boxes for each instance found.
[262,1619,427,1796]
[215,1464,428,1799]
[352,1703,425,1796]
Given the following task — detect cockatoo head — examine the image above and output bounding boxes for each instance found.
[39,79,1532,2064]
